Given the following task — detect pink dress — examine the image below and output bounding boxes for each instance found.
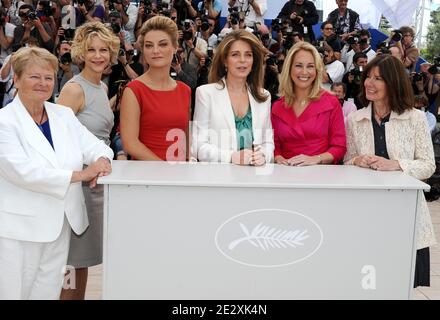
[271,91,347,163]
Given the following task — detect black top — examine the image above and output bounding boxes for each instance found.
[372,108,390,159]
[277,0,319,43]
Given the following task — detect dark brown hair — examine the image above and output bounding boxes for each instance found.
[359,55,414,114]
[208,29,268,103]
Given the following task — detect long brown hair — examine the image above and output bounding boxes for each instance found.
[359,55,414,114]
[208,30,268,103]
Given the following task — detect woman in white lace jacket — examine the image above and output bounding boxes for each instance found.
[344,54,436,288]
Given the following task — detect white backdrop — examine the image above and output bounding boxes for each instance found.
[220,0,420,28]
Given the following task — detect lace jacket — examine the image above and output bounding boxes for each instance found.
[344,104,437,249]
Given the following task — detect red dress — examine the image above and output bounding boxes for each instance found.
[271,91,346,163]
[125,80,191,161]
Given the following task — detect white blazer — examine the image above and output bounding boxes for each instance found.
[0,96,114,243]
[192,80,274,163]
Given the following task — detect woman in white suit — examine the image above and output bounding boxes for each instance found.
[192,29,274,165]
[0,47,113,300]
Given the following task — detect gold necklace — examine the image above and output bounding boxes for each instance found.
[296,98,308,108]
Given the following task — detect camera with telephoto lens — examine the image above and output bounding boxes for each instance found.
[63,28,75,40]
[266,54,278,67]
[391,30,403,42]
[412,72,424,82]
[59,52,72,65]
[183,30,193,41]
[27,10,38,20]
[283,28,297,51]
[207,46,213,58]
[111,22,121,34]
[200,18,210,32]
[376,41,391,55]
[118,47,125,57]
[39,1,53,17]
[140,0,152,17]
[346,35,360,45]
[228,6,240,25]
[428,57,440,75]
[291,10,307,25]
[350,66,363,77]
[271,18,283,32]
[314,44,325,57]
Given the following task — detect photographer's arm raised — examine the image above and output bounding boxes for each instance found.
[206,0,220,19]
[0,25,13,50]
[185,0,197,18]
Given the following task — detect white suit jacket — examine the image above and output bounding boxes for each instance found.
[192,80,274,163]
[0,96,114,243]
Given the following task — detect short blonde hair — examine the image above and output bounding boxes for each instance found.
[279,42,324,108]
[70,21,120,69]
[139,16,179,50]
[11,47,58,78]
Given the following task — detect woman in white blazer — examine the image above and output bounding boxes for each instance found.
[344,55,437,288]
[0,47,113,300]
[192,30,274,165]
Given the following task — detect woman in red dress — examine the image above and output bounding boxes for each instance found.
[271,41,346,166]
[120,16,191,161]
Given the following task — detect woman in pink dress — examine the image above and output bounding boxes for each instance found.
[271,42,346,166]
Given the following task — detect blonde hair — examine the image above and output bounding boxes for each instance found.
[208,30,268,103]
[279,42,324,108]
[139,16,179,50]
[11,46,58,78]
[70,21,120,69]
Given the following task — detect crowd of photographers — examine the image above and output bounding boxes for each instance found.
[0,0,439,135]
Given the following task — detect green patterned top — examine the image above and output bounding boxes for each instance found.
[235,107,253,150]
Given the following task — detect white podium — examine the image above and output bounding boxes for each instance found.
[99,161,429,299]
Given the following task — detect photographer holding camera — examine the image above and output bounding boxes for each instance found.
[342,29,375,74]
[416,60,440,116]
[277,0,319,43]
[322,42,344,91]
[228,0,266,27]
[12,4,54,52]
[111,0,138,43]
[181,19,207,68]
[395,26,419,73]
[53,40,80,101]
[0,7,15,65]
[196,0,222,20]
[220,7,253,36]
[327,0,361,43]
[76,0,105,24]
[342,51,367,109]
[317,21,342,60]
[171,46,197,89]
[193,16,217,48]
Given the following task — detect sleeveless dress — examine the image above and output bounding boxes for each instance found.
[66,74,114,268]
[124,80,191,161]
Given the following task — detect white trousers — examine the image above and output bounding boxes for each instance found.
[0,217,71,300]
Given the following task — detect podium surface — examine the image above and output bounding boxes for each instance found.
[99,161,428,299]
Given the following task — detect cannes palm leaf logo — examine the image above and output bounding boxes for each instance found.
[228,222,309,251]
